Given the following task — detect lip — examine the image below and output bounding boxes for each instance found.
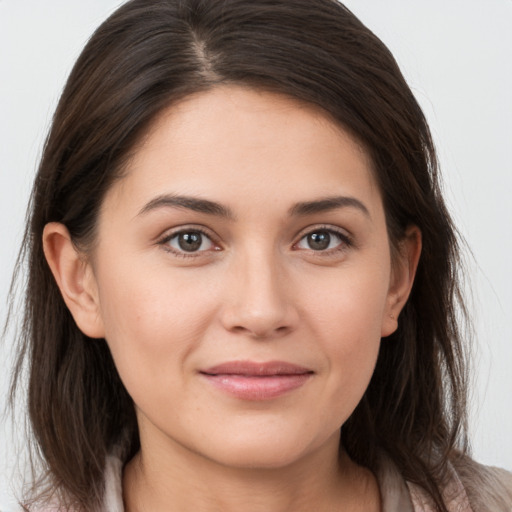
[199,361,314,401]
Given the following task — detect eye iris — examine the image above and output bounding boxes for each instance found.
[178,232,202,252]
[307,231,331,250]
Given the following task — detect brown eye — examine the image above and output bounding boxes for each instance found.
[307,231,331,250]
[168,231,214,253]
[296,228,349,252]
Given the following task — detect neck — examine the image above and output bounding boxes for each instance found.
[123,431,381,512]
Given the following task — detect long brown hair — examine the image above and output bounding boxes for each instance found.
[10,0,469,509]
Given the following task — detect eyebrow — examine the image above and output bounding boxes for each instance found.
[289,196,370,218]
[137,193,370,220]
[138,194,235,220]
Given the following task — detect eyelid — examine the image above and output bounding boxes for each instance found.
[156,224,222,257]
[292,224,353,251]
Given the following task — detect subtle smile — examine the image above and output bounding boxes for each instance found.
[199,361,314,400]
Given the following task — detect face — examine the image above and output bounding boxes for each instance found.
[76,86,413,469]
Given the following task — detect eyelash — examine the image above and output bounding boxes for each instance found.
[156,224,353,258]
[293,225,353,255]
[157,226,221,259]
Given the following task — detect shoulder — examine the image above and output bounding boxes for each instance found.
[408,456,512,512]
[377,452,511,512]
[452,457,512,512]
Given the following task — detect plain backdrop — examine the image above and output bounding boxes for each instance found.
[1,0,511,509]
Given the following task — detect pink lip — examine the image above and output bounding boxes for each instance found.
[200,361,313,401]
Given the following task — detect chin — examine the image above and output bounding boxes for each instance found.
[211,444,311,470]
[196,425,339,471]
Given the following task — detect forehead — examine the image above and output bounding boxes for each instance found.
[105,85,382,219]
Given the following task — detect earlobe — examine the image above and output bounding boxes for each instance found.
[381,225,422,337]
[42,222,105,338]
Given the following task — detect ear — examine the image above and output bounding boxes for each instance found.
[381,225,422,337]
[42,222,105,338]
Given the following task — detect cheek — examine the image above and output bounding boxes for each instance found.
[300,262,389,413]
[315,305,382,430]
[303,259,390,343]
[94,262,218,392]
[322,296,382,392]
[97,252,212,334]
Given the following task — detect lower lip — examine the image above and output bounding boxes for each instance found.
[201,374,312,400]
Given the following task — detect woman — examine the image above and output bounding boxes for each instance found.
[7,0,511,510]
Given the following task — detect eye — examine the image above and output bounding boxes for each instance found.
[165,230,215,253]
[295,228,349,251]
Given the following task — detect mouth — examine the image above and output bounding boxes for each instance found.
[199,361,314,401]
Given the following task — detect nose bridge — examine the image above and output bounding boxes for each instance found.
[221,241,297,338]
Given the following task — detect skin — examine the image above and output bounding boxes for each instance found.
[43,86,421,511]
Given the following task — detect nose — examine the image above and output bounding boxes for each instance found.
[219,250,299,339]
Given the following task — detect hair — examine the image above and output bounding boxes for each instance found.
[9,0,470,510]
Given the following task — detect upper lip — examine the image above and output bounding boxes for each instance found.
[200,360,313,376]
